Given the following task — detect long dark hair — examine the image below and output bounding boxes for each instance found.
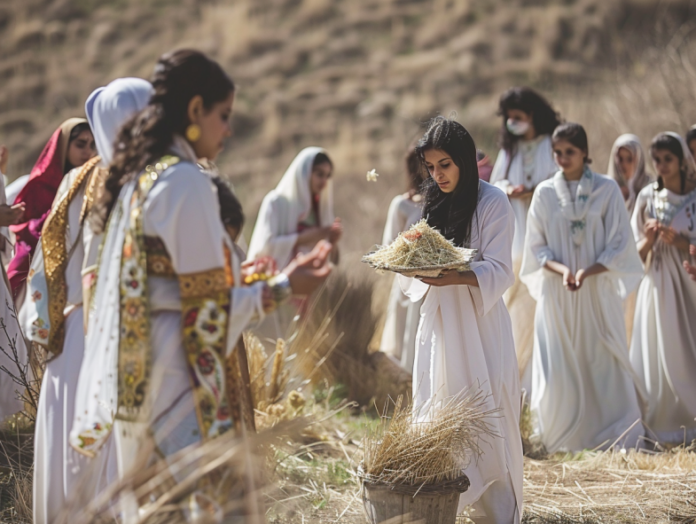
[416,116,480,246]
[92,49,235,232]
[651,133,686,193]
[498,87,561,157]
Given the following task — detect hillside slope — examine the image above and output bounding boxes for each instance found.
[1,0,695,252]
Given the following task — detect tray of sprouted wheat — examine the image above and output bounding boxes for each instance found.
[362,219,478,278]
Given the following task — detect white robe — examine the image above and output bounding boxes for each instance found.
[379,194,422,371]
[0,172,27,420]
[33,169,88,524]
[405,182,522,523]
[520,173,646,453]
[71,155,264,482]
[247,147,334,342]
[630,184,696,444]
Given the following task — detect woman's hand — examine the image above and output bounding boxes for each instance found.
[643,218,659,245]
[684,245,696,282]
[0,203,25,227]
[571,263,608,291]
[328,217,342,244]
[283,240,333,295]
[507,184,532,199]
[296,226,332,248]
[659,226,690,251]
[417,269,479,287]
[563,267,577,291]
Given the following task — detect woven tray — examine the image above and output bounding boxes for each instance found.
[360,473,470,496]
[362,248,478,278]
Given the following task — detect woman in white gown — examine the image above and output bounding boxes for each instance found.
[247,148,342,341]
[521,123,646,454]
[30,77,152,524]
[69,50,332,494]
[606,134,651,343]
[489,87,561,388]
[379,146,422,371]
[630,132,696,444]
[404,116,522,524]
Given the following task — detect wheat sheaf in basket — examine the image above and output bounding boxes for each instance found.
[362,219,478,278]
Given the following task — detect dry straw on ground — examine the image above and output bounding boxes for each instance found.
[361,391,499,488]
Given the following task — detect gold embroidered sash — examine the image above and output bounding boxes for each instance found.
[41,156,102,355]
[117,156,180,419]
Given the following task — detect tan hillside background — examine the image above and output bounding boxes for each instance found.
[1,0,696,256]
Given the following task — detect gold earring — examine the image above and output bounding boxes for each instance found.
[186,124,201,143]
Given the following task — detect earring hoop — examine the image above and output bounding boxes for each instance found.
[186,124,201,143]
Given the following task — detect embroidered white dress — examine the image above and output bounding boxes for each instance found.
[404,182,522,523]
[70,148,264,485]
[379,194,422,371]
[32,168,89,524]
[630,184,696,443]
[521,171,646,453]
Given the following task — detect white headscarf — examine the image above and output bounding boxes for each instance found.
[247,147,334,267]
[85,77,153,165]
[607,134,650,213]
[664,131,696,181]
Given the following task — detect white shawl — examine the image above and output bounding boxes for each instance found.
[247,147,334,268]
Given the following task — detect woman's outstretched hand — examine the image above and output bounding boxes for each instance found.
[283,240,333,295]
[0,203,25,227]
[418,269,479,287]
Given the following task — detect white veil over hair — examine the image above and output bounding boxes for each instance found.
[247,147,334,269]
[607,134,651,213]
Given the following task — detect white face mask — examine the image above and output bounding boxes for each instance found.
[506,118,530,137]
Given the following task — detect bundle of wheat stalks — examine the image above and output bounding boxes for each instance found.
[362,219,477,277]
[361,390,499,487]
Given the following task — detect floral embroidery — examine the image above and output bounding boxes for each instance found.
[179,268,233,439]
[31,290,42,302]
[116,156,180,420]
[145,235,176,278]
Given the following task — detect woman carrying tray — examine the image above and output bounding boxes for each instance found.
[402,116,522,523]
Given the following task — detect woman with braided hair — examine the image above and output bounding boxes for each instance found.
[69,50,332,500]
[402,116,522,523]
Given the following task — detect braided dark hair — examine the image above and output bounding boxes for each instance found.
[91,49,235,233]
[416,116,480,246]
[651,133,687,193]
[212,177,245,232]
[498,87,561,157]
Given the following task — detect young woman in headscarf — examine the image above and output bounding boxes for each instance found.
[247,147,342,340]
[7,119,95,302]
[520,123,645,453]
[30,78,153,524]
[630,132,696,445]
[69,50,332,497]
[606,134,652,343]
[379,145,423,371]
[489,87,561,391]
[607,134,651,215]
[402,116,522,524]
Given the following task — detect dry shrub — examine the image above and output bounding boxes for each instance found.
[293,269,411,408]
[361,390,499,487]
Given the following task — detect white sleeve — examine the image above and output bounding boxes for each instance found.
[468,191,515,316]
[489,149,511,190]
[247,195,298,268]
[519,189,554,301]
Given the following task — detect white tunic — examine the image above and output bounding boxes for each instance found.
[33,168,88,524]
[521,173,646,453]
[379,194,422,370]
[405,182,522,522]
[490,135,557,262]
[71,155,264,480]
[630,184,696,444]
